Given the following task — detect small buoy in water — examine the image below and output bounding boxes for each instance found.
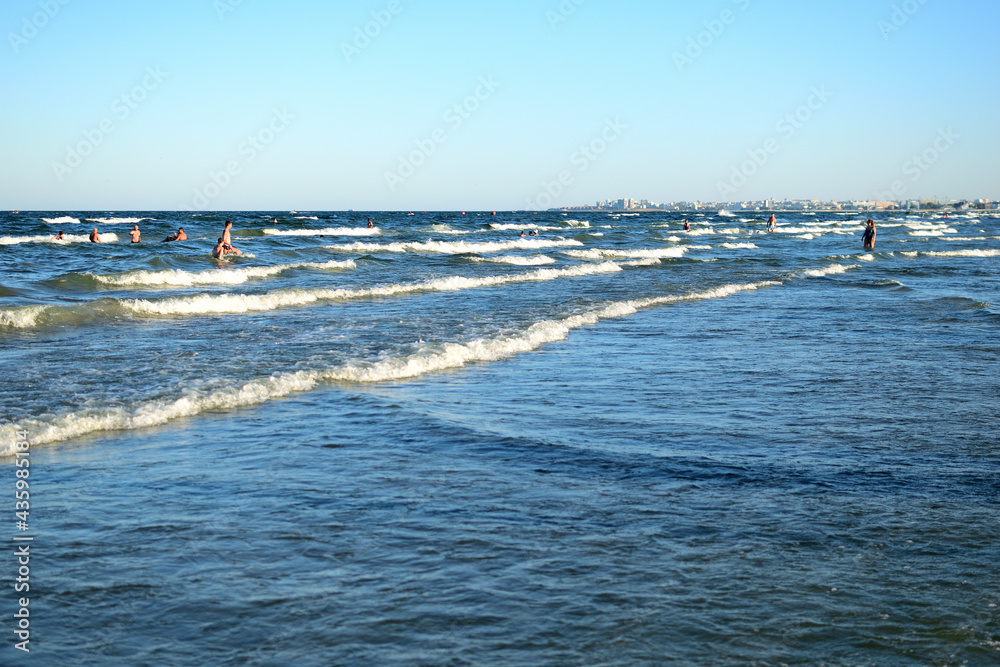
[492,211,497,216]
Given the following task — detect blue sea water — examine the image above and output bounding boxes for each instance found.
[1,209,998,665]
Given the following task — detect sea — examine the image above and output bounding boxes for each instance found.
[1,209,998,665]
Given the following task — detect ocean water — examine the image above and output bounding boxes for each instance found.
[1,210,998,665]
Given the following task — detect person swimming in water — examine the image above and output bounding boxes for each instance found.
[89,228,102,243]
[52,230,65,241]
[129,225,141,244]
[862,219,877,250]
[165,227,187,242]
[212,237,228,259]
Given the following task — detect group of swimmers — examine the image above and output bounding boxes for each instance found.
[54,222,232,255]
[518,230,541,237]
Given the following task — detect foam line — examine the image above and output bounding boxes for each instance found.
[88,260,356,287]
[323,239,584,254]
[0,262,623,329]
[263,228,379,236]
[562,247,686,260]
[0,280,781,452]
[0,234,120,245]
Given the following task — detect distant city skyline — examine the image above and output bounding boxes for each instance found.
[2,1,998,210]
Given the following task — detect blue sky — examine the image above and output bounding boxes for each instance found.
[1,0,997,210]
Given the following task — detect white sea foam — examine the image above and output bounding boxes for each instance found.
[429,224,473,235]
[718,210,736,217]
[0,233,119,245]
[294,216,320,220]
[796,264,860,278]
[718,228,742,235]
[263,227,379,237]
[565,219,591,227]
[0,305,49,329]
[562,247,686,260]
[42,216,81,224]
[683,229,716,236]
[943,237,988,242]
[794,234,816,240]
[908,229,958,237]
[120,262,623,318]
[85,217,150,224]
[1,278,785,452]
[720,243,758,249]
[908,249,1000,258]
[856,254,876,262]
[620,258,662,267]
[323,239,583,255]
[687,245,713,250]
[88,260,356,287]
[473,255,556,266]
[488,223,560,231]
[775,227,831,234]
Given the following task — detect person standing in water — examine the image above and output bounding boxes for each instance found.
[766,214,777,232]
[129,225,141,243]
[862,219,877,250]
[89,227,102,243]
[221,220,241,255]
[367,218,374,229]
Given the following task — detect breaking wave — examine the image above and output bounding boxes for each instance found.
[0,280,781,452]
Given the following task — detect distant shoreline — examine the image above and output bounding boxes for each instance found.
[550,208,928,215]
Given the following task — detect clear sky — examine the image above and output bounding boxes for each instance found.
[1,0,997,210]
